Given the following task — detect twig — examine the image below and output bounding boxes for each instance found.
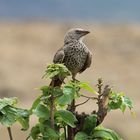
[74,112,88,134]
[64,126,67,140]
[26,136,30,140]
[7,127,13,140]
[67,80,77,140]
[96,84,111,125]
[75,98,90,107]
[81,95,98,100]
[49,77,62,129]
[68,125,74,140]
[97,78,103,95]
[50,94,55,129]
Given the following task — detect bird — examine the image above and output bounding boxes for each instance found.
[51,28,92,86]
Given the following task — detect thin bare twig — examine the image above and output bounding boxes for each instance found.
[97,78,103,95]
[75,98,90,107]
[64,126,67,140]
[7,127,13,140]
[50,94,55,129]
[67,79,76,140]
[26,136,30,140]
[81,95,98,100]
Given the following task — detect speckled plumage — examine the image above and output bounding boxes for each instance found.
[53,28,92,79]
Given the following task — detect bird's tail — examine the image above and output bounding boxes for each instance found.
[49,76,64,87]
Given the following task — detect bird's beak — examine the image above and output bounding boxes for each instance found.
[82,30,90,35]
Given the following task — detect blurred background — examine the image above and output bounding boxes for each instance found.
[0,0,140,139]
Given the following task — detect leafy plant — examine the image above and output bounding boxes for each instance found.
[0,64,133,140]
[0,97,29,130]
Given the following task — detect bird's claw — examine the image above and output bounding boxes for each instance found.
[72,78,80,83]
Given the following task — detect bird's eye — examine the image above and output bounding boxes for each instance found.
[75,30,81,34]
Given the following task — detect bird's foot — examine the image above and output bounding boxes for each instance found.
[72,78,80,83]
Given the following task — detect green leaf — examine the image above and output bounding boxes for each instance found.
[40,86,51,96]
[30,96,41,113]
[56,95,72,106]
[34,104,50,119]
[92,126,123,140]
[30,125,40,139]
[123,96,133,109]
[16,108,29,130]
[0,114,16,127]
[0,97,18,110]
[120,96,133,113]
[108,97,122,110]
[0,105,30,129]
[108,91,133,113]
[0,106,17,126]
[74,132,89,140]
[56,86,75,106]
[55,110,77,127]
[0,97,30,129]
[44,127,59,139]
[78,82,98,95]
[83,114,97,134]
[53,87,63,97]
[43,64,71,79]
[40,86,63,98]
[0,98,18,127]
[63,85,75,95]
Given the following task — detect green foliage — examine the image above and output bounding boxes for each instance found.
[0,97,17,109]
[30,125,40,139]
[74,132,89,140]
[83,114,97,135]
[16,108,29,130]
[55,110,77,127]
[44,127,59,139]
[108,91,133,112]
[0,64,134,140]
[74,114,98,140]
[92,126,123,140]
[0,97,29,130]
[40,86,62,97]
[78,82,98,95]
[30,96,42,113]
[30,123,60,140]
[56,86,74,106]
[34,104,50,119]
[42,63,71,79]
[75,126,123,140]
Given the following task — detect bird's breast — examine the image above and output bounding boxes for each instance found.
[63,42,89,72]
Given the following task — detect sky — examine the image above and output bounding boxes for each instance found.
[0,0,140,23]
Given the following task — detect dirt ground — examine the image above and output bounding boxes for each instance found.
[0,22,140,140]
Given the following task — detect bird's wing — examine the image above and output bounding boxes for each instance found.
[53,48,65,63]
[79,50,92,73]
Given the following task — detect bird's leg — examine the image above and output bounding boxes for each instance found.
[58,75,65,84]
[72,73,79,82]
[72,73,76,81]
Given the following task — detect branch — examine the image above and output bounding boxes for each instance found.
[75,98,90,107]
[64,126,67,140]
[49,76,63,129]
[7,127,13,140]
[96,84,111,125]
[26,136,30,140]
[67,80,77,140]
[97,78,103,95]
[50,94,55,129]
[81,95,98,100]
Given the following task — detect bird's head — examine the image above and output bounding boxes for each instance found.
[64,28,90,44]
